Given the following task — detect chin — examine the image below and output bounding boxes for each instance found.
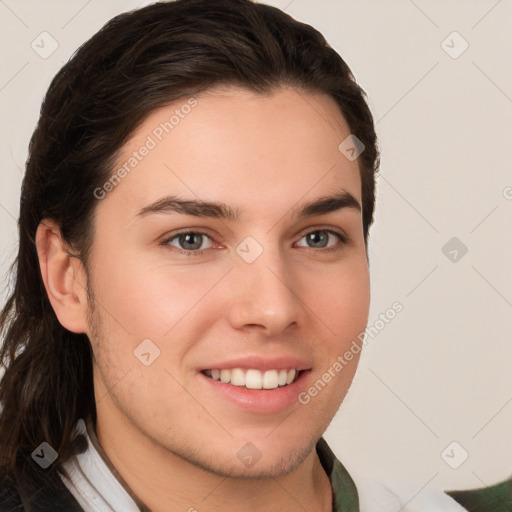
[203,448,310,480]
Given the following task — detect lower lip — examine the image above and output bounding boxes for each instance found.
[199,370,310,413]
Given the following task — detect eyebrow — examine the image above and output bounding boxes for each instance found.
[135,190,361,221]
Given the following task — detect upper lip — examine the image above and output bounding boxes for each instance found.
[200,355,312,372]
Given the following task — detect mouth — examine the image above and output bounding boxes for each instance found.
[201,368,303,390]
[199,365,311,413]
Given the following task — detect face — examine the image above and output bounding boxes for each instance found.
[85,85,370,478]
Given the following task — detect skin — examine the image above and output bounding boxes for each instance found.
[37,85,370,512]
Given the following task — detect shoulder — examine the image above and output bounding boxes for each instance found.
[0,468,83,512]
[0,472,23,512]
[446,476,512,512]
[355,478,469,512]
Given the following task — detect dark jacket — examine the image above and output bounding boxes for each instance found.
[0,472,82,512]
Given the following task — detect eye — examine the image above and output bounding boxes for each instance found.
[295,229,346,251]
[161,228,347,256]
[162,231,214,254]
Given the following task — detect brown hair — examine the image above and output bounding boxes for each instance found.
[0,0,379,486]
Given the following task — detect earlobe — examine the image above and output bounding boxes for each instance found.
[35,219,89,334]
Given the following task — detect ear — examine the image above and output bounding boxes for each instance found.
[35,219,89,333]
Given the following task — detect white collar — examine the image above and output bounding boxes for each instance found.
[59,419,140,512]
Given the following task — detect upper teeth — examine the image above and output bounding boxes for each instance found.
[204,368,298,389]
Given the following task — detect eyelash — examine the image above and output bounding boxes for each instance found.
[160,228,349,257]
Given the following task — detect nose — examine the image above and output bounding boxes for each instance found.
[225,245,301,337]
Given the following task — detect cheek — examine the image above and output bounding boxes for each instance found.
[305,257,370,341]
[90,250,230,339]
[297,262,369,412]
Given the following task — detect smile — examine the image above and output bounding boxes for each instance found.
[201,368,302,390]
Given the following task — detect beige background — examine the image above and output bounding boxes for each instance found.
[1,0,511,502]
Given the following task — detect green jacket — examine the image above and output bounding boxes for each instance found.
[446,477,512,512]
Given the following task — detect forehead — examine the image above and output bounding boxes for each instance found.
[99,86,361,222]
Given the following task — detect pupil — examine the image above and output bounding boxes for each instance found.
[308,231,328,248]
[181,233,202,250]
